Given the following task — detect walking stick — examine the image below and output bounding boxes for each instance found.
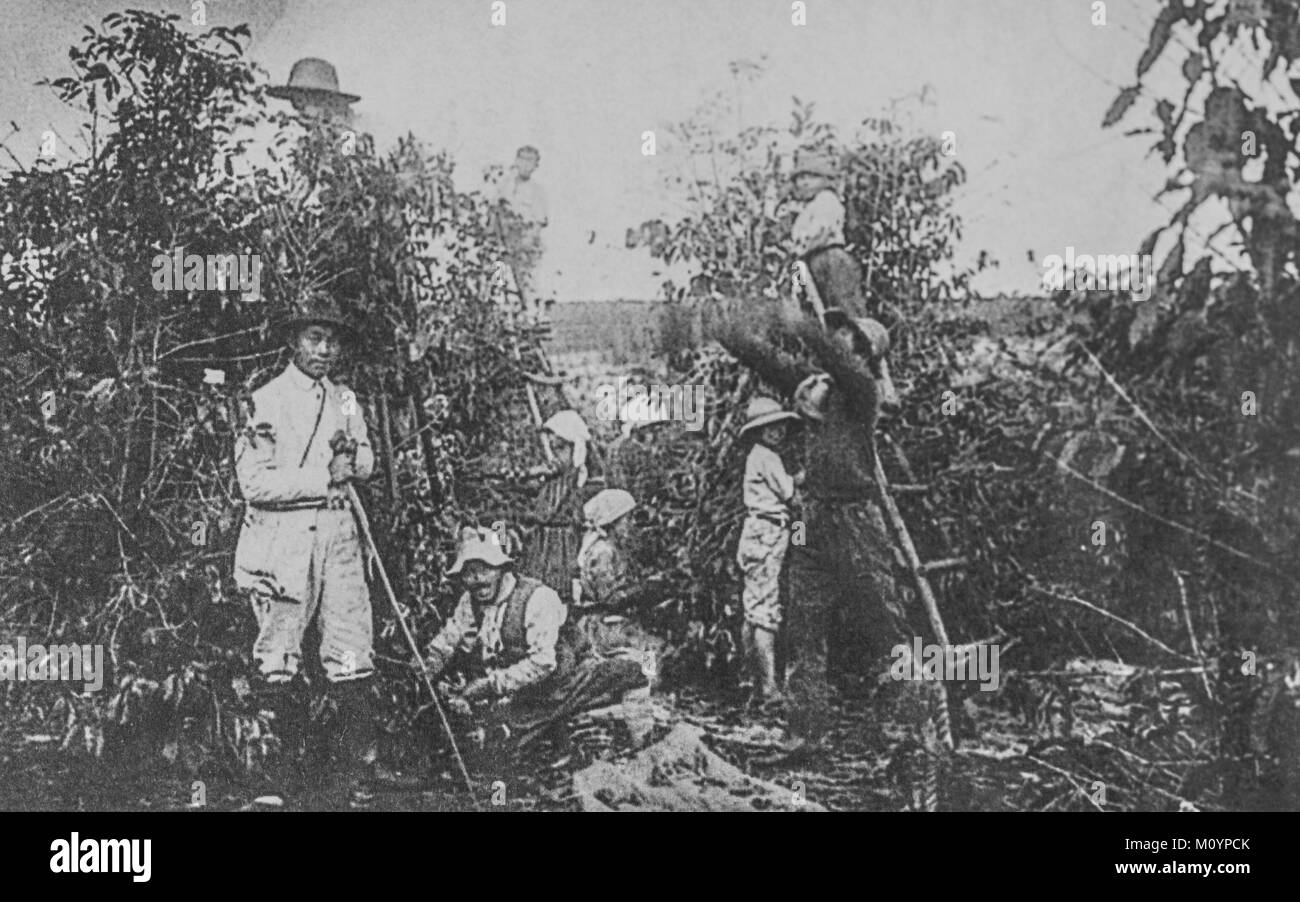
[339,481,479,803]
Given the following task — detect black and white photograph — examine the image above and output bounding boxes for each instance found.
[0,0,1293,866]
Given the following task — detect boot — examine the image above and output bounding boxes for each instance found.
[330,678,379,805]
[738,623,757,699]
[246,678,306,808]
[753,627,782,701]
[330,679,425,804]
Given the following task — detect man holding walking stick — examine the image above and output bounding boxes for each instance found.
[233,294,399,807]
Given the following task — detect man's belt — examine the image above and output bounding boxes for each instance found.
[805,492,877,506]
[748,511,791,528]
[249,496,347,512]
[800,244,849,263]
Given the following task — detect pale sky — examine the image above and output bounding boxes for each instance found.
[3,0,1212,299]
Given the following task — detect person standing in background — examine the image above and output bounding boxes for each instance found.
[492,145,550,314]
[518,410,590,601]
[787,148,899,410]
[266,57,360,126]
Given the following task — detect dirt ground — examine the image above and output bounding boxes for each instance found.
[0,688,972,812]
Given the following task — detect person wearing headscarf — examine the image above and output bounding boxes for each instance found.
[517,410,590,599]
[604,394,672,500]
[577,489,638,606]
[571,490,665,668]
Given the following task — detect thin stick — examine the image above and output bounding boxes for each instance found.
[378,390,400,511]
[1048,453,1294,584]
[1171,567,1215,702]
[522,371,568,387]
[1072,339,1221,490]
[1029,582,1194,662]
[342,485,478,804]
[509,333,554,462]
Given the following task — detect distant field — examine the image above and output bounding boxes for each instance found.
[546,299,668,366]
[545,295,1052,368]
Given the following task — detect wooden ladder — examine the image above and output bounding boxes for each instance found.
[871,433,964,754]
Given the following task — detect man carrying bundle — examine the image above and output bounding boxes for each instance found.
[711,305,942,806]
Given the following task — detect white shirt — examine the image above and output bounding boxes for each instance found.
[232,362,374,603]
[235,362,374,504]
[426,573,567,695]
[743,443,795,519]
[495,171,549,227]
[791,188,846,256]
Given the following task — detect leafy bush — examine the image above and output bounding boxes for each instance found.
[0,11,547,776]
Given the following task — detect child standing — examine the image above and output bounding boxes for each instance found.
[735,397,803,702]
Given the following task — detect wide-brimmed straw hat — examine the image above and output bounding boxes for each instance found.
[276,294,358,344]
[792,148,838,179]
[267,58,361,105]
[737,396,801,438]
[446,526,514,576]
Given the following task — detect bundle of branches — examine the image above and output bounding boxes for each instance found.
[0,11,550,782]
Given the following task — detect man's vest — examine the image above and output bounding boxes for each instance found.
[482,575,576,685]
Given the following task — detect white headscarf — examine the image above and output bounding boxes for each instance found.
[579,488,637,560]
[619,394,671,438]
[543,409,591,486]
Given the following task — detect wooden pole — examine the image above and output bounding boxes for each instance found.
[341,484,477,805]
[872,447,955,752]
[378,389,400,510]
[514,339,555,463]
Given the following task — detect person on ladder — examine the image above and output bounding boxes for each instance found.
[492,144,550,317]
[787,148,899,412]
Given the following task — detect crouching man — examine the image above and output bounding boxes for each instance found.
[424,527,647,761]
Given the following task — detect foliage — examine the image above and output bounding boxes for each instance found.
[629,43,1300,807]
[0,11,546,776]
[637,90,1001,682]
[1084,0,1300,806]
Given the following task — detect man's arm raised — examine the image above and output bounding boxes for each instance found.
[705,302,815,397]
